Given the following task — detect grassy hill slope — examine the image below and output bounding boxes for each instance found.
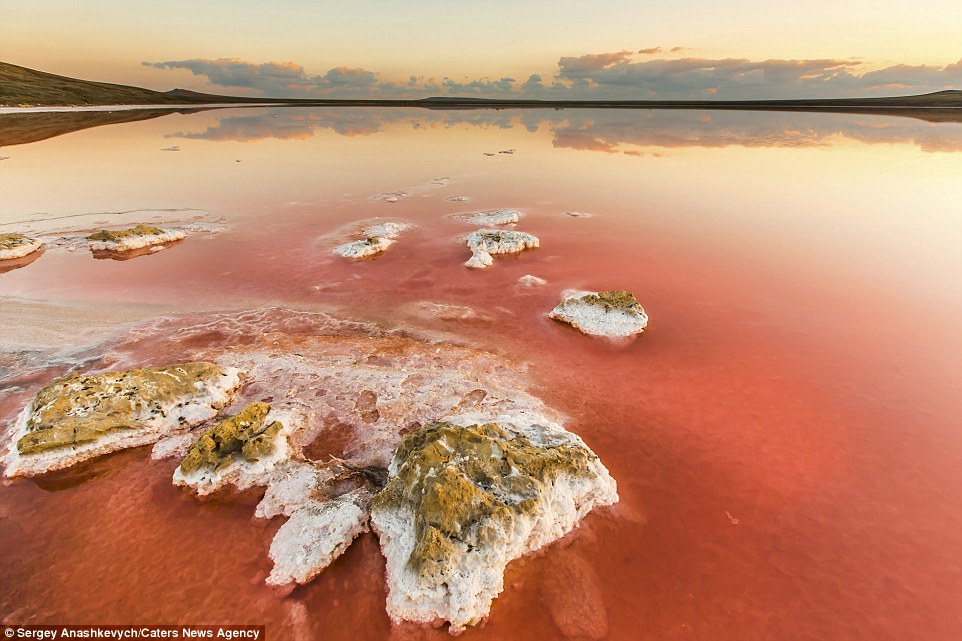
[0,62,237,107]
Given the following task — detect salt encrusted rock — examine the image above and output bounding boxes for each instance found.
[86,225,187,252]
[370,418,618,633]
[3,362,242,477]
[172,402,294,495]
[0,234,43,261]
[464,229,539,269]
[334,236,394,258]
[456,209,520,226]
[333,221,412,258]
[266,491,371,588]
[548,289,649,338]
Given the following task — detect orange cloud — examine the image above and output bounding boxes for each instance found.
[557,50,634,75]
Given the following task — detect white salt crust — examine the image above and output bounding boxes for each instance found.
[333,236,394,258]
[333,221,412,258]
[548,289,649,338]
[0,237,43,261]
[456,209,520,226]
[518,274,547,287]
[266,491,370,588]
[464,229,539,269]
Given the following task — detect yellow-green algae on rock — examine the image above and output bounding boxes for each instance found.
[86,225,187,252]
[5,361,241,478]
[17,362,230,454]
[577,290,643,312]
[372,421,595,576]
[370,418,617,632]
[0,233,43,261]
[86,225,165,242]
[178,401,283,474]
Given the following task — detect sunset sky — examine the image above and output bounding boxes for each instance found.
[4,0,961,99]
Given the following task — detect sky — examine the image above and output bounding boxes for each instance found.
[3,0,962,100]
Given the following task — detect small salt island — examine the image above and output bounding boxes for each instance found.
[455,209,520,226]
[3,362,242,478]
[465,229,539,269]
[0,233,43,261]
[371,418,617,632]
[333,221,412,258]
[549,289,649,338]
[86,224,187,252]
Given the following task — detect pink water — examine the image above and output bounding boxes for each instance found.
[1,107,962,640]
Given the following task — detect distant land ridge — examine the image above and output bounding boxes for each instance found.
[2,60,961,109]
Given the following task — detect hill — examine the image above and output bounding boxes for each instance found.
[0,62,264,107]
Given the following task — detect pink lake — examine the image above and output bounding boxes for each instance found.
[1,106,962,640]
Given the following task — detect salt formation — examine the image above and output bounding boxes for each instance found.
[2,362,242,477]
[370,418,617,632]
[518,274,547,287]
[172,401,293,495]
[408,301,492,323]
[333,236,395,258]
[266,490,371,588]
[464,229,539,269]
[549,289,649,338]
[4,307,618,632]
[333,221,412,258]
[86,225,187,252]
[455,209,520,226]
[0,234,43,261]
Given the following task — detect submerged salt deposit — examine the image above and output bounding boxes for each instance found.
[549,289,649,338]
[464,229,540,269]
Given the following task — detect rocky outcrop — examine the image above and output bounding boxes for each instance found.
[548,289,649,338]
[334,221,412,258]
[3,362,242,477]
[0,233,43,261]
[464,229,539,269]
[86,225,186,252]
[370,417,618,632]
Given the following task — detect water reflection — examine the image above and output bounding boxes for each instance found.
[0,108,211,147]
[168,107,962,153]
[3,106,962,152]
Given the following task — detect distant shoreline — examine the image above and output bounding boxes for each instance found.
[3,102,962,115]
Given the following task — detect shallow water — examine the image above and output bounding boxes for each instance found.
[1,106,962,640]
